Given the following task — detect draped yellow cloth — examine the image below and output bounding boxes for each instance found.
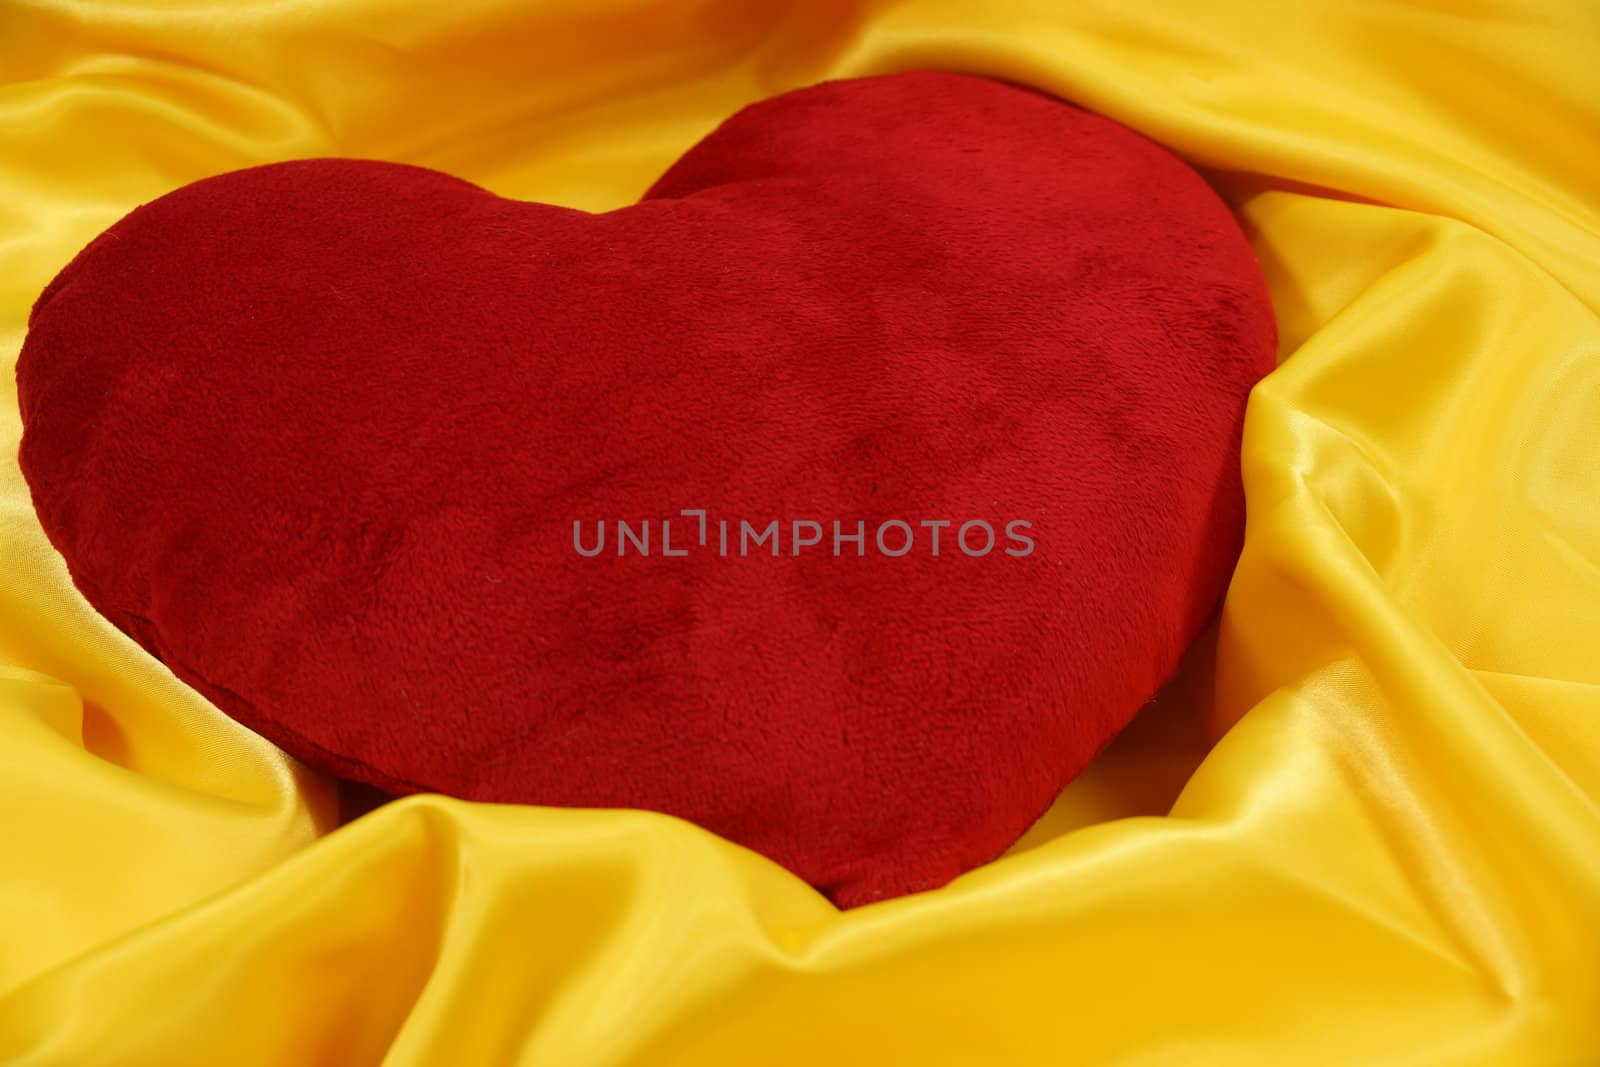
[3,1,1599,1063]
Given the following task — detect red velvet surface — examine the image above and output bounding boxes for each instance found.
[17,72,1275,906]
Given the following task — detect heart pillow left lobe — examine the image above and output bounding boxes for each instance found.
[17,72,1275,906]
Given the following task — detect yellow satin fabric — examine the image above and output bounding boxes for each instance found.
[3,1,1599,1062]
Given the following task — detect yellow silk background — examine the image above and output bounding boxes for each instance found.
[3,1,1599,1063]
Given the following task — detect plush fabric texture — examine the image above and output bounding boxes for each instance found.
[16,71,1274,906]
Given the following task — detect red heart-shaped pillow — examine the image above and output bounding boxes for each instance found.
[18,72,1274,905]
